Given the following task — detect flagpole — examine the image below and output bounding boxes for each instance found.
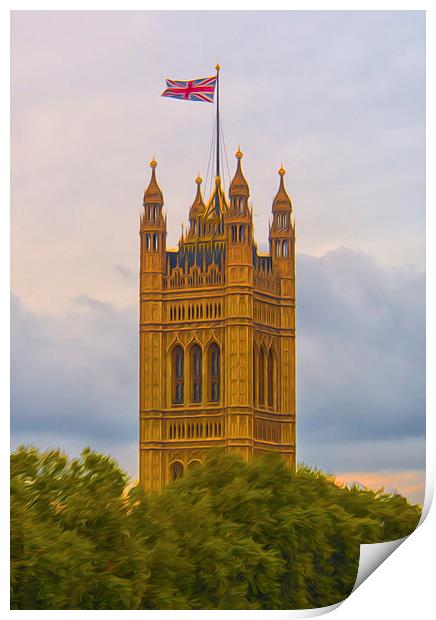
[215,63,220,180]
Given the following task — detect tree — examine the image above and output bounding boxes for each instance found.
[11,446,421,610]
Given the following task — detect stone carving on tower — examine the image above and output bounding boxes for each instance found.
[139,151,296,492]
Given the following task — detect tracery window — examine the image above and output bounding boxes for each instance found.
[275,240,280,258]
[172,345,184,404]
[253,346,259,406]
[171,461,184,480]
[209,343,220,402]
[268,348,275,408]
[259,346,266,406]
[191,344,202,403]
[283,240,289,258]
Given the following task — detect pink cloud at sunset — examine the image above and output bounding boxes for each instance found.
[335,470,425,506]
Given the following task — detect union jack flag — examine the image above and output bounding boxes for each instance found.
[161,75,217,103]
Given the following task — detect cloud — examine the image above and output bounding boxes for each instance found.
[11,294,138,443]
[11,248,425,481]
[11,12,425,319]
[297,248,425,444]
[114,264,136,282]
[300,437,425,474]
[334,469,425,506]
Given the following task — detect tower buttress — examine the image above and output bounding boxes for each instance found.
[223,149,254,447]
[139,158,168,492]
[269,166,296,436]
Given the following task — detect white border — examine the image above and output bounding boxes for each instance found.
[4,3,433,618]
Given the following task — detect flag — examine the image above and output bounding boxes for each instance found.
[161,76,217,103]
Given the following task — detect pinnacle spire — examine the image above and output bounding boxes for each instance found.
[189,174,206,217]
[272,164,292,210]
[143,157,163,205]
[204,174,228,220]
[229,148,249,197]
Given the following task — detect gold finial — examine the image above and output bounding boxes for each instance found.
[196,172,202,185]
[216,63,220,72]
[278,164,286,177]
[235,147,243,160]
[150,156,157,169]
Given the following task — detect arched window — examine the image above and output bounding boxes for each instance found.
[171,461,184,480]
[268,348,274,408]
[275,240,280,258]
[188,459,201,470]
[153,233,159,251]
[253,345,259,406]
[239,225,245,242]
[191,344,202,403]
[146,233,151,251]
[209,343,220,402]
[283,240,289,258]
[231,225,237,243]
[259,346,266,406]
[172,346,184,404]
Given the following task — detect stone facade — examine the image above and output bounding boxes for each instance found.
[139,150,296,491]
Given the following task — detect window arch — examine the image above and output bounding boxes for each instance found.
[253,345,259,406]
[283,240,289,258]
[153,233,159,251]
[259,346,267,406]
[171,461,184,480]
[231,225,237,243]
[188,459,201,470]
[268,348,275,409]
[172,345,184,405]
[190,344,202,403]
[275,240,280,258]
[208,343,220,402]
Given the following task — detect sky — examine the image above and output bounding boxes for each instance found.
[11,11,426,503]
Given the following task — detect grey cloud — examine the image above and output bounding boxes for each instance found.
[11,294,138,442]
[114,264,136,282]
[299,437,425,474]
[297,248,425,445]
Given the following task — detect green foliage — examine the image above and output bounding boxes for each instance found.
[11,447,421,610]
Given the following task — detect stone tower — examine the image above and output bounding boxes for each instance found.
[139,151,296,491]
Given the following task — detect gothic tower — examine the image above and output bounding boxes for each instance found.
[139,152,296,492]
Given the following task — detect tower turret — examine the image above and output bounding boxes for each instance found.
[229,148,249,214]
[140,158,166,287]
[269,166,295,278]
[188,174,206,238]
[225,149,254,267]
